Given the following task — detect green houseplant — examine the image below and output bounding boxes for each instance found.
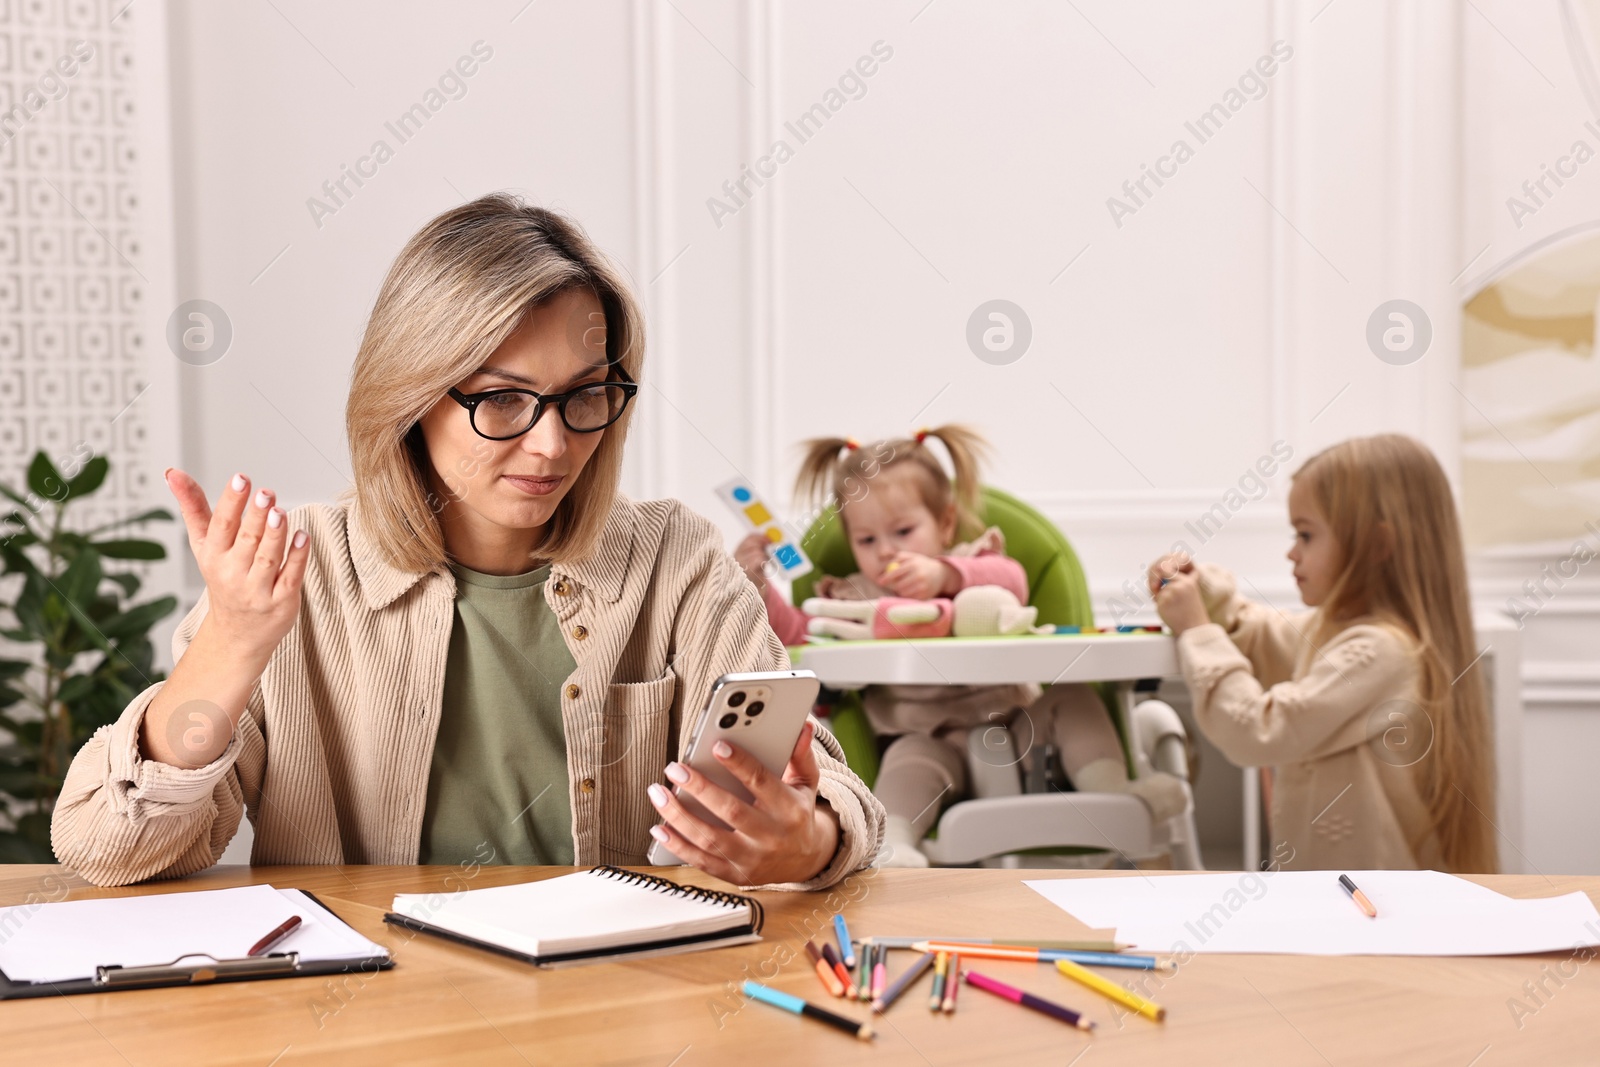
[0,449,178,861]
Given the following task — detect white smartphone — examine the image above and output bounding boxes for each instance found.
[646,668,821,866]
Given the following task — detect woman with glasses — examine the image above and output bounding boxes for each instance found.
[53,194,885,891]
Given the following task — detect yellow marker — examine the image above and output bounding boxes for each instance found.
[1054,958,1166,1022]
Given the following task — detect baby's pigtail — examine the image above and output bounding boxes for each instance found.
[919,424,990,538]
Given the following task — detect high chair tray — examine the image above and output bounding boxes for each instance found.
[793,632,1178,687]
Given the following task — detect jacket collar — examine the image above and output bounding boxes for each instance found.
[347,493,636,611]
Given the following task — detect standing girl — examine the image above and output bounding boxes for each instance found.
[1150,434,1497,872]
[740,426,1186,867]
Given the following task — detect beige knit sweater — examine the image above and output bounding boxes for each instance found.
[1178,563,1442,871]
[52,494,885,890]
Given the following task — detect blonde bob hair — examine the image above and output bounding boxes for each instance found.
[343,194,645,574]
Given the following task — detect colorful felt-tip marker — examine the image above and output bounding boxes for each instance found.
[964,969,1094,1031]
[834,914,855,968]
[864,936,1131,952]
[941,953,961,1013]
[820,941,856,998]
[873,951,934,1014]
[741,981,875,1041]
[858,944,875,1003]
[930,951,948,1010]
[871,943,888,1002]
[1054,958,1166,1022]
[912,940,1173,972]
[805,940,845,997]
[1340,874,1377,918]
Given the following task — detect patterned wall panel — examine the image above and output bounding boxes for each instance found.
[0,0,150,532]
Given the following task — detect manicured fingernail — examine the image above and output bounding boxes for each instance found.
[293,530,308,549]
[649,825,669,843]
[713,741,732,759]
[648,783,669,807]
[254,490,270,509]
[267,508,283,529]
[231,473,246,491]
[665,762,689,784]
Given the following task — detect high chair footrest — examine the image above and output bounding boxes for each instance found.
[919,793,1153,866]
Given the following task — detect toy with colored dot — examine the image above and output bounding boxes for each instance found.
[716,478,814,580]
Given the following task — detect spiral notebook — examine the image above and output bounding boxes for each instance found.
[384,866,765,967]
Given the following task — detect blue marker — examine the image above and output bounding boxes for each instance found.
[1040,948,1172,972]
[833,913,855,969]
[742,981,875,1040]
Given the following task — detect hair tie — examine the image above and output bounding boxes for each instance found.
[844,437,860,452]
[914,427,929,444]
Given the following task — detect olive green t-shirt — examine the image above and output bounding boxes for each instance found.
[418,561,578,865]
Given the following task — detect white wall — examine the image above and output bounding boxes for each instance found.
[150,0,1599,870]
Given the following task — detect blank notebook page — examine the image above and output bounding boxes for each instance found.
[391,870,750,957]
[0,885,388,984]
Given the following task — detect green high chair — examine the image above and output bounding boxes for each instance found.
[789,486,1203,869]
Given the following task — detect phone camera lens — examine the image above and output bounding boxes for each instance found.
[746,700,765,716]
[718,712,739,729]
[728,691,747,708]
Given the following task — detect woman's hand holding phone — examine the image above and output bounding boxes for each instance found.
[647,719,841,886]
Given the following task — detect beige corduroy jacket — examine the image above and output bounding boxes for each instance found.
[1177,563,1443,871]
[52,494,885,890]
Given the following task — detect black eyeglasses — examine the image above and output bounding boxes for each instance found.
[448,364,637,440]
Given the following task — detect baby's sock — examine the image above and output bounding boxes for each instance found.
[877,815,931,868]
[1070,756,1189,823]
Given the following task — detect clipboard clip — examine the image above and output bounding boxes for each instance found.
[94,951,303,988]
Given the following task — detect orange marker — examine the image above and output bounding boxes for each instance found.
[805,940,846,997]
[821,941,856,997]
[1339,874,1377,918]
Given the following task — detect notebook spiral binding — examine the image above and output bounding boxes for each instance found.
[589,865,765,932]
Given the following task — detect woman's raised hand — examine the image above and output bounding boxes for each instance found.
[165,468,310,662]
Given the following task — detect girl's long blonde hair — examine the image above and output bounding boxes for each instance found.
[344,194,645,574]
[793,425,991,543]
[1295,434,1497,873]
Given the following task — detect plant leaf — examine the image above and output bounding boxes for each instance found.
[99,596,179,640]
[55,674,97,705]
[91,539,166,561]
[58,547,103,611]
[105,572,141,597]
[66,456,108,499]
[87,508,175,536]
[26,452,67,503]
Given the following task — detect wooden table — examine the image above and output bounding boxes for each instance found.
[3,864,1595,1066]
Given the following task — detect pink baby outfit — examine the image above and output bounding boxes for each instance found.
[761,528,1040,834]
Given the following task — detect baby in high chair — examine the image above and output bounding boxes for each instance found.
[736,425,1187,867]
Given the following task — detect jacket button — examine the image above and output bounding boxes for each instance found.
[553,579,571,596]
[572,624,588,641]
[580,777,595,793]
[566,683,581,700]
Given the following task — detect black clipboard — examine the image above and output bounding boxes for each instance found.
[0,889,393,1000]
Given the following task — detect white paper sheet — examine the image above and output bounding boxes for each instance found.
[1023,870,1600,956]
[0,884,388,984]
